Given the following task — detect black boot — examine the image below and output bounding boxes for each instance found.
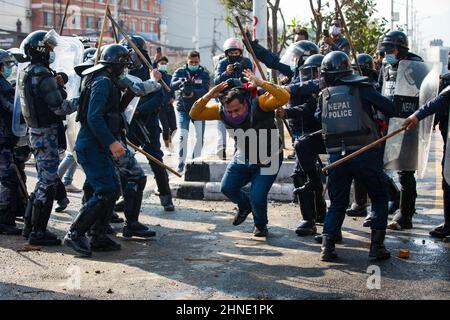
[387,176,400,215]
[114,198,125,212]
[293,175,316,236]
[28,197,61,246]
[22,192,35,239]
[320,235,338,262]
[160,194,175,212]
[64,195,114,257]
[346,179,368,217]
[0,208,22,235]
[430,187,450,239]
[369,229,391,260]
[90,207,121,252]
[314,189,327,224]
[55,197,70,213]
[297,192,317,235]
[110,211,124,224]
[314,232,343,244]
[388,171,416,230]
[122,177,156,238]
[293,169,322,195]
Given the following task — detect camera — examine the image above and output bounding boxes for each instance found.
[180,78,194,98]
[233,62,242,73]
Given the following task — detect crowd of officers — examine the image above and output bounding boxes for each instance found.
[0,18,449,262]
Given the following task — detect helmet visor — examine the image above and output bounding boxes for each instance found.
[44,29,59,49]
[280,43,307,67]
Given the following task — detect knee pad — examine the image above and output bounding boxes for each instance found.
[125,176,147,193]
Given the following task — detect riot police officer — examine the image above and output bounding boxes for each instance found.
[121,35,175,212]
[347,54,400,222]
[276,54,327,236]
[402,68,450,240]
[378,31,424,231]
[64,44,161,257]
[318,51,395,262]
[18,30,78,246]
[0,49,22,235]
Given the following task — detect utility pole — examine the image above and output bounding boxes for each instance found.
[212,17,220,57]
[194,0,200,52]
[391,0,394,30]
[406,0,409,36]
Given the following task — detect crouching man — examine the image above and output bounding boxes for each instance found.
[190,70,290,237]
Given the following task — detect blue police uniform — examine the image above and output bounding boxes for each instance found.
[0,73,22,234]
[128,52,174,209]
[18,60,77,245]
[414,82,450,238]
[319,84,395,236]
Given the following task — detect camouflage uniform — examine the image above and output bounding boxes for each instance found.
[0,73,22,233]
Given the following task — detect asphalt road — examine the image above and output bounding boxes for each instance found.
[0,126,449,300]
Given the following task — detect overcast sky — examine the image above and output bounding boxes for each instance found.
[279,0,450,49]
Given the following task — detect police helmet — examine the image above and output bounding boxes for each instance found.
[21,30,58,63]
[83,48,97,63]
[0,49,16,67]
[120,35,147,53]
[99,44,132,66]
[280,40,319,70]
[379,31,409,54]
[320,51,353,85]
[300,54,324,81]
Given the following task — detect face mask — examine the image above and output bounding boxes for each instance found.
[49,51,56,64]
[329,26,341,36]
[228,55,241,64]
[158,65,167,72]
[2,66,12,78]
[188,64,199,72]
[223,104,249,126]
[386,54,398,66]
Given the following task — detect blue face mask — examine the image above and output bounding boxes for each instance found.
[2,66,12,78]
[386,54,398,66]
[188,64,199,72]
[49,52,56,64]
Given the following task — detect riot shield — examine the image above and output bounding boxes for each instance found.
[12,62,28,137]
[383,60,432,171]
[123,74,142,124]
[52,36,84,100]
[417,66,440,178]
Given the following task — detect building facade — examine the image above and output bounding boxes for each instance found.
[31,0,161,43]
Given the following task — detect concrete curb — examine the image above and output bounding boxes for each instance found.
[166,159,297,202]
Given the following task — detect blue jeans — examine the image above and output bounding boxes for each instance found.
[58,153,77,185]
[220,153,283,227]
[177,110,205,168]
[323,150,389,236]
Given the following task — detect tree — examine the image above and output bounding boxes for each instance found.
[309,0,388,54]
[219,0,288,56]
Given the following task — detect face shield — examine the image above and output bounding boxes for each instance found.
[301,65,320,81]
[128,50,143,70]
[280,43,307,71]
[44,29,60,49]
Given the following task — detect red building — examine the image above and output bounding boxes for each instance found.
[31,0,161,44]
